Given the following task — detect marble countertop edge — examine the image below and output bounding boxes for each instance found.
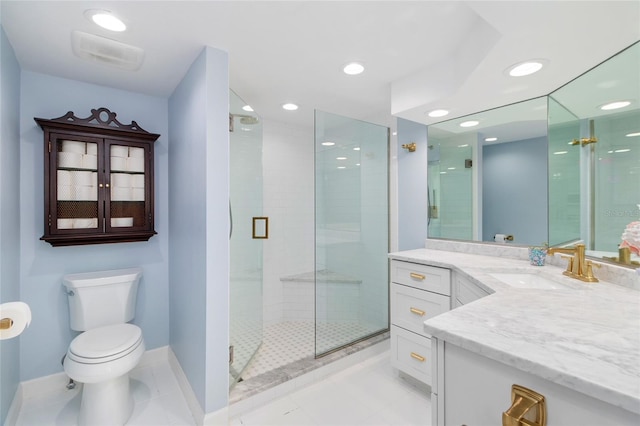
[424,314,640,415]
[390,247,640,415]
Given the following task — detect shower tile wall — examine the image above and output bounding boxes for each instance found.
[262,121,315,326]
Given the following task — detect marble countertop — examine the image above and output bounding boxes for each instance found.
[389,248,640,415]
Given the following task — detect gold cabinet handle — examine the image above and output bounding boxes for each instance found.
[410,352,425,362]
[502,384,546,426]
[409,307,425,316]
[409,272,425,280]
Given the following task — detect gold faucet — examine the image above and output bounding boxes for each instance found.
[547,243,600,282]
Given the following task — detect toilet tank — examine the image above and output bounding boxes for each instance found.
[63,268,142,331]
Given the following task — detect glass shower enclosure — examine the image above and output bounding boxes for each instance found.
[314,110,390,356]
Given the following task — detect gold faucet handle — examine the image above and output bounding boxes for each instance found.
[559,255,574,273]
[584,261,600,283]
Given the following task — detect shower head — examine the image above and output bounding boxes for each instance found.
[239,116,259,125]
[229,113,259,132]
[230,113,259,125]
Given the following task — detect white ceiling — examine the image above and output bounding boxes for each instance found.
[2,1,639,129]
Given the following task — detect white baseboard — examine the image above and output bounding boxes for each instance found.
[3,386,22,426]
[167,347,206,425]
[202,406,229,425]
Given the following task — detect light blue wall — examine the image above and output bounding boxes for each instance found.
[482,137,548,245]
[397,118,428,250]
[1,25,22,425]
[168,47,229,414]
[18,71,170,381]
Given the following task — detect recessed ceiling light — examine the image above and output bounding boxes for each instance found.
[336,157,347,160]
[507,60,545,77]
[484,137,498,142]
[322,141,335,146]
[428,109,449,118]
[343,62,364,75]
[460,120,479,128]
[600,101,631,110]
[353,147,360,151]
[337,166,346,169]
[447,167,456,170]
[554,151,568,155]
[85,10,126,32]
[458,144,469,148]
[626,132,640,137]
[615,149,631,153]
[440,171,447,174]
[242,105,254,112]
[282,103,299,111]
[356,163,360,166]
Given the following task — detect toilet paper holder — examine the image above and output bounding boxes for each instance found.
[1,318,14,330]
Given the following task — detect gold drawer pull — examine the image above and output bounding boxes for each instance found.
[410,352,425,362]
[502,384,546,426]
[410,307,425,316]
[410,272,426,280]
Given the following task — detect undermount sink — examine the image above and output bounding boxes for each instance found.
[489,272,571,289]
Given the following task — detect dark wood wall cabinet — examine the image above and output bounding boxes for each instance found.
[35,108,160,246]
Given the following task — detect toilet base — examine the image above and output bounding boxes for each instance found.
[78,374,134,426]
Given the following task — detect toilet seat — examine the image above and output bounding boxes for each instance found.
[68,323,143,364]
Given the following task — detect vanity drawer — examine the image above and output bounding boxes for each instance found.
[455,274,490,306]
[391,260,451,296]
[390,325,431,385]
[391,283,450,337]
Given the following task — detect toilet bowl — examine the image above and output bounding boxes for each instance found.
[64,323,145,425]
[62,268,144,425]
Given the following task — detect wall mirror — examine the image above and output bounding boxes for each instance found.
[427,41,639,267]
[548,41,639,265]
[427,97,548,246]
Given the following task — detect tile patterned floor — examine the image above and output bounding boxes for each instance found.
[230,351,431,426]
[236,320,383,382]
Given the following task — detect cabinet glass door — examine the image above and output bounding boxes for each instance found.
[108,143,147,230]
[55,139,99,231]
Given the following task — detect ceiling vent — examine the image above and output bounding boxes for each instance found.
[71,30,144,71]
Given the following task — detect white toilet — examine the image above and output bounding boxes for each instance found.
[62,268,145,426]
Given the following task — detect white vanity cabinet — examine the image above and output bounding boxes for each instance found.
[390,260,451,385]
[452,272,491,308]
[431,340,640,426]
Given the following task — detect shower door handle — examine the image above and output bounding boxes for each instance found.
[252,217,269,239]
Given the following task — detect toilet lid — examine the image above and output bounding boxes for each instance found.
[69,323,142,362]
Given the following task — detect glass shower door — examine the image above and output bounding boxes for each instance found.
[229,90,263,388]
[314,110,389,357]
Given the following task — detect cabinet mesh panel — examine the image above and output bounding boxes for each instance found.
[110,202,146,228]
